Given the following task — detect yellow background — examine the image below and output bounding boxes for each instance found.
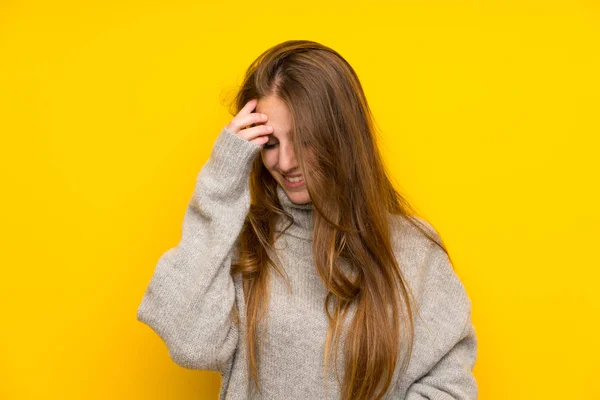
[1,0,598,399]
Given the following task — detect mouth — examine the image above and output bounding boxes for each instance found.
[282,174,305,188]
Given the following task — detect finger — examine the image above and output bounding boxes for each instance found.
[229,112,268,133]
[238,124,273,143]
[239,98,258,116]
[240,112,268,129]
[249,135,270,146]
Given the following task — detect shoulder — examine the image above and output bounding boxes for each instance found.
[388,214,441,275]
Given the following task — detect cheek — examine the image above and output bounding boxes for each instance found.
[261,152,277,170]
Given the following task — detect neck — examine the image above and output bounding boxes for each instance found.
[275,184,313,240]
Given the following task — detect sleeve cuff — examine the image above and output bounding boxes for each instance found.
[205,126,263,179]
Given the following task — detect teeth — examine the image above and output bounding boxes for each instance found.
[285,176,303,183]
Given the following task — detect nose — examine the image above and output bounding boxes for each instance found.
[278,142,299,173]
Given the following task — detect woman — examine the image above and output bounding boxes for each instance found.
[137,40,477,399]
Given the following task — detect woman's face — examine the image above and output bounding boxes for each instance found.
[256,95,311,205]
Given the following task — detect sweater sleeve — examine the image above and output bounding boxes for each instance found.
[136,126,262,373]
[405,308,478,399]
[404,234,478,400]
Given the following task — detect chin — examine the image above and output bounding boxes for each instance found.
[285,189,311,205]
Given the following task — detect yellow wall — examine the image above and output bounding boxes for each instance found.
[1,1,598,398]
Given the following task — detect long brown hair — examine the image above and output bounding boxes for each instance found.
[228,40,449,400]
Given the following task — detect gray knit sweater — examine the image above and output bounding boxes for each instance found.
[137,126,478,399]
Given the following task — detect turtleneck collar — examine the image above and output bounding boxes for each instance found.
[275,184,314,241]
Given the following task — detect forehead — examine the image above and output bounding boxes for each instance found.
[255,96,293,139]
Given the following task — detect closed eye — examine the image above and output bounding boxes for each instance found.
[263,142,279,149]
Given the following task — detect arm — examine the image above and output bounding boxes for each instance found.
[405,312,478,399]
[402,218,478,399]
[136,126,261,373]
